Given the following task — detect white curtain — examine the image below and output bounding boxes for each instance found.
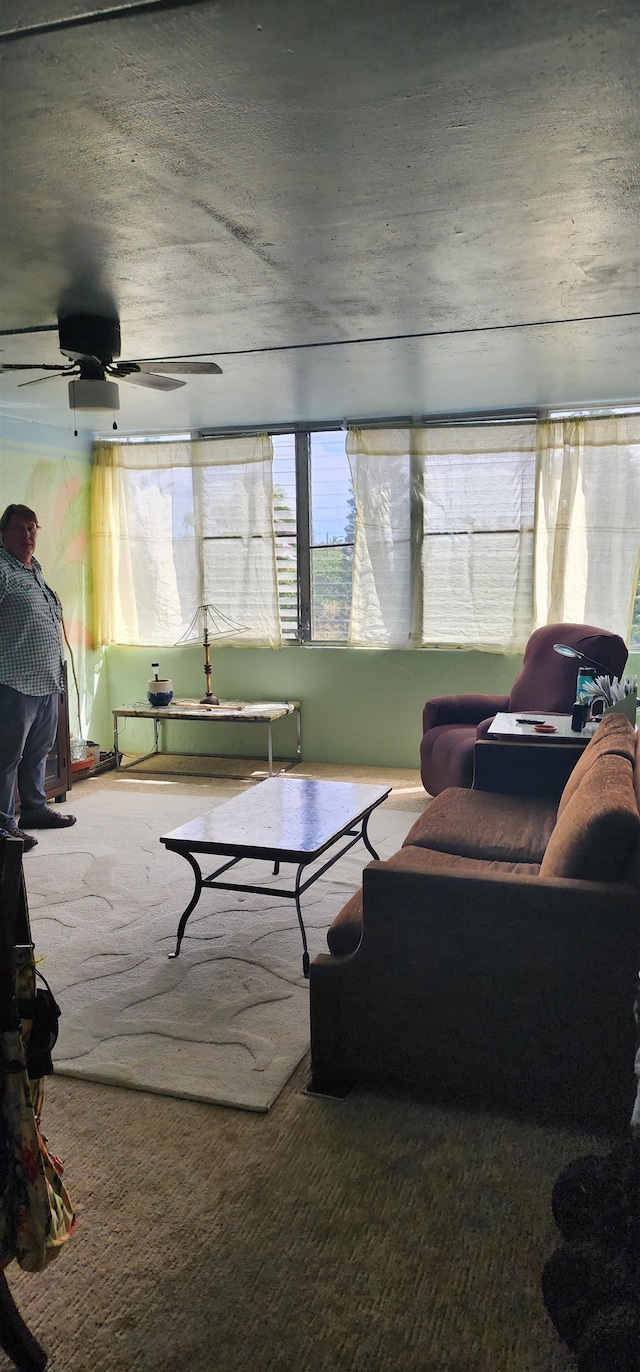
[91,435,281,648]
[346,428,415,646]
[347,424,537,650]
[534,416,640,639]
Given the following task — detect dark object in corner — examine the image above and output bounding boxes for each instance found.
[576,1303,640,1372]
[542,1145,640,1370]
[541,1241,635,1351]
[0,837,49,1370]
[551,1150,634,1246]
[15,970,61,1079]
[0,1275,47,1371]
[70,748,117,782]
[95,749,117,773]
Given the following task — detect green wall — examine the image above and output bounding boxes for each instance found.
[102,642,521,768]
[100,641,640,769]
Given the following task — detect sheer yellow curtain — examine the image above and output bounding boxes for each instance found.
[534,416,640,638]
[347,423,537,650]
[346,427,415,646]
[191,435,281,648]
[91,440,139,646]
[91,434,280,648]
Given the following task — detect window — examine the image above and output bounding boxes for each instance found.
[272,433,298,642]
[271,428,357,644]
[92,434,281,648]
[310,431,353,642]
[346,425,537,650]
[94,416,640,652]
[631,572,640,649]
[419,428,536,649]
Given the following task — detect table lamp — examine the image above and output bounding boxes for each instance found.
[554,641,613,712]
[549,642,615,675]
[554,642,638,721]
[175,604,246,705]
[552,643,613,675]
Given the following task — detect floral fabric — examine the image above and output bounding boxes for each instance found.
[0,945,75,1273]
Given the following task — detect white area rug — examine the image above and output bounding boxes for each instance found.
[23,777,421,1112]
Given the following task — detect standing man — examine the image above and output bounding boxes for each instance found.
[0,503,76,852]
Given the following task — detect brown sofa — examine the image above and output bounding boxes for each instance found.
[309,713,640,1132]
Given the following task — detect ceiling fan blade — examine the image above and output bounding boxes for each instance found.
[119,371,186,391]
[17,371,71,388]
[0,363,68,372]
[134,361,223,376]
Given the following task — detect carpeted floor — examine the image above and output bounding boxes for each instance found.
[5,1064,593,1372]
[2,762,591,1371]
[108,752,432,811]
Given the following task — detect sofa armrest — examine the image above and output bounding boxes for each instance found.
[423,694,509,731]
[309,863,640,1128]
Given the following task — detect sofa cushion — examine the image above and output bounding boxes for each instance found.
[385,845,540,878]
[326,846,541,957]
[557,713,637,818]
[540,753,640,883]
[403,788,557,864]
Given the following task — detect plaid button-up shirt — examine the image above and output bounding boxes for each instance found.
[0,549,65,695]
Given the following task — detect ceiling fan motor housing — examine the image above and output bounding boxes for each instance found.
[59,313,121,362]
[69,378,120,410]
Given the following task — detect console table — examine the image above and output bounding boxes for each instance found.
[113,700,301,779]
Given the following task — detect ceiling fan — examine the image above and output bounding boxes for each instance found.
[0,313,222,410]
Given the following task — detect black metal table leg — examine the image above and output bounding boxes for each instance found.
[168,851,203,957]
[294,863,311,977]
[361,813,380,862]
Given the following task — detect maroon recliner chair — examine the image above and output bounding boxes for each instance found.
[420,623,629,797]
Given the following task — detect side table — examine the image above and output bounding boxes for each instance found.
[113,700,301,779]
[473,711,595,798]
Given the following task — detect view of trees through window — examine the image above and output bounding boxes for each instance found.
[631,572,640,649]
[271,433,298,641]
[272,430,356,642]
[310,432,354,641]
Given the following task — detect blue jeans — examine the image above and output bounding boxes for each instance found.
[0,685,59,829]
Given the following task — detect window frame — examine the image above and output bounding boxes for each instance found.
[276,423,358,646]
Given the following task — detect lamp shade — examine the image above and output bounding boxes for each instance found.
[553,643,612,675]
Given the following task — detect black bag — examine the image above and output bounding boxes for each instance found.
[15,968,61,1080]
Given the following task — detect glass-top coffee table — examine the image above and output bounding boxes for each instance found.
[160,776,390,976]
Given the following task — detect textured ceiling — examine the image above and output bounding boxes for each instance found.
[0,0,638,434]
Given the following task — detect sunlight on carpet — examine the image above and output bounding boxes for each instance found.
[109,752,430,810]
